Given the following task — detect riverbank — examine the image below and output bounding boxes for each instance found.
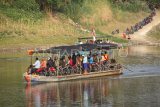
[1,41,160,52]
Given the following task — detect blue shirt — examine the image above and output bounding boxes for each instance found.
[33,60,40,69]
[88,57,93,64]
[83,56,87,63]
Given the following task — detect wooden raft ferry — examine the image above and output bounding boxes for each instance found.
[23,68,123,83]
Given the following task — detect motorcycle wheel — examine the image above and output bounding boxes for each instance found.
[87,66,91,73]
[39,71,44,76]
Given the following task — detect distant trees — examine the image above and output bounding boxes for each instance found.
[0,0,159,12]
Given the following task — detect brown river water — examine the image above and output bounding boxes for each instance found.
[0,46,160,107]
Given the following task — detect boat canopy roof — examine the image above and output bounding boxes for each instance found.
[34,43,117,55]
[77,36,112,40]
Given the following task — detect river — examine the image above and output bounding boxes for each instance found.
[0,46,160,107]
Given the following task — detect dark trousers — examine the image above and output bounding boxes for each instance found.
[33,68,38,73]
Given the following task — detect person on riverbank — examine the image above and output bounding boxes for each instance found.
[40,59,46,68]
[33,58,40,73]
[126,28,129,35]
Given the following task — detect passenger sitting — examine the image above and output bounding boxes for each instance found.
[111,57,116,63]
[28,65,33,75]
[68,56,73,66]
[33,58,40,74]
[41,59,46,68]
[110,58,116,69]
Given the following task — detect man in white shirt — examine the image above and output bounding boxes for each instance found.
[33,58,40,73]
[83,54,88,73]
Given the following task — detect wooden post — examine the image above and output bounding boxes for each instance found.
[31,55,32,65]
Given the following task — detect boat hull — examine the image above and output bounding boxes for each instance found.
[24,68,123,83]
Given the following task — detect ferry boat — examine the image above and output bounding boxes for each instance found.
[24,37,123,83]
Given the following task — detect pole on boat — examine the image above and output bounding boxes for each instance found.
[100,45,102,72]
[31,54,32,65]
[122,65,133,72]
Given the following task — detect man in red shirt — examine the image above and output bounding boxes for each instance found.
[68,56,73,66]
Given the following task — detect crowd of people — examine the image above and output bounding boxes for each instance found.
[27,51,117,76]
[125,5,156,37]
[78,38,110,45]
[111,29,119,35]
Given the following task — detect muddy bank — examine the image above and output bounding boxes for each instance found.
[1,41,160,52]
[122,40,160,46]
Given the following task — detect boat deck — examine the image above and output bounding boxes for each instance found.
[24,68,123,83]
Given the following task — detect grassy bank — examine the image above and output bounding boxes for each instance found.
[147,23,160,40]
[0,0,152,48]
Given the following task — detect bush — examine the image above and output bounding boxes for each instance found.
[59,2,91,22]
[0,0,47,23]
[111,0,150,13]
[11,0,39,12]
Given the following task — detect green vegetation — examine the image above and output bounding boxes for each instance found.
[0,0,158,47]
[147,24,160,39]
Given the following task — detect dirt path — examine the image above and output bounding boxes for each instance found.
[130,9,160,42]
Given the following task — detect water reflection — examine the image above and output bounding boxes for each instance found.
[25,76,121,107]
[1,46,160,107]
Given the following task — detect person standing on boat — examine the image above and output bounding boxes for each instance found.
[93,53,99,63]
[33,58,40,73]
[101,53,104,62]
[83,53,88,73]
[50,57,54,67]
[54,56,59,74]
[72,53,77,66]
[104,52,109,65]
[88,54,93,64]
[62,56,66,68]
[68,56,73,66]
[104,52,109,61]
[47,57,52,69]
